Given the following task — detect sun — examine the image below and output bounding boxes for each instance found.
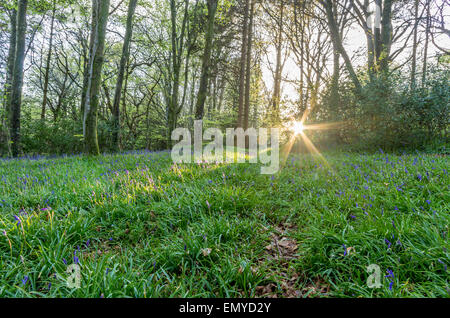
[291,121,304,135]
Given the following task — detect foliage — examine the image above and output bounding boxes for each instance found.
[0,150,448,297]
[316,66,449,151]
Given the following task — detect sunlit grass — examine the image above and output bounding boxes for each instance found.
[0,150,448,297]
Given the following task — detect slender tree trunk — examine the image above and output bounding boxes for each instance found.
[331,49,340,110]
[298,5,305,112]
[167,0,188,148]
[271,0,284,122]
[217,78,225,112]
[410,0,419,90]
[237,0,249,128]
[84,0,110,155]
[168,0,180,148]
[422,0,430,86]
[81,0,98,123]
[362,0,375,77]
[323,0,362,94]
[194,0,218,120]
[41,0,56,120]
[379,0,393,73]
[112,0,138,151]
[2,9,16,156]
[9,0,28,157]
[331,1,340,111]
[374,0,382,69]
[243,0,254,133]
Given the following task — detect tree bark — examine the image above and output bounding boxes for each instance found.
[237,0,249,128]
[1,9,16,156]
[379,0,393,73]
[422,0,430,86]
[81,0,98,123]
[410,0,419,90]
[194,0,218,120]
[271,0,284,122]
[9,0,28,157]
[323,0,362,94]
[83,0,110,155]
[243,0,254,133]
[331,0,340,111]
[112,0,138,151]
[166,0,189,148]
[41,0,56,120]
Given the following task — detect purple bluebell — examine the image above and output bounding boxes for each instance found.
[385,239,392,248]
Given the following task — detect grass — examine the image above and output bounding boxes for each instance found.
[0,149,448,297]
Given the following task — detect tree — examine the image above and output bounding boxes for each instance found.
[263,0,286,122]
[194,0,218,120]
[237,0,249,128]
[243,0,254,132]
[410,0,419,90]
[1,7,17,157]
[9,0,28,157]
[112,0,138,151]
[322,0,362,93]
[166,0,189,148]
[41,0,57,120]
[83,0,110,155]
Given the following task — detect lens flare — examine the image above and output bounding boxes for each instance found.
[291,121,304,135]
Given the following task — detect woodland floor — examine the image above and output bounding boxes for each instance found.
[0,150,448,297]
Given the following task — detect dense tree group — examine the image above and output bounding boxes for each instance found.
[0,0,448,156]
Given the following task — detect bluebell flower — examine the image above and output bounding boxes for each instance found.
[385,239,392,249]
[438,259,447,271]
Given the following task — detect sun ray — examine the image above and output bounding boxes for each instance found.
[284,117,349,173]
[299,131,330,168]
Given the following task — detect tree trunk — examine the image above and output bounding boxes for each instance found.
[422,0,430,86]
[243,0,254,133]
[112,0,138,151]
[9,0,28,157]
[271,0,284,122]
[363,0,375,76]
[1,9,16,157]
[41,0,56,120]
[331,1,340,111]
[379,0,393,73]
[83,0,110,155]
[323,0,362,94]
[81,0,98,123]
[410,0,419,90]
[331,49,340,110]
[194,0,218,120]
[237,0,249,128]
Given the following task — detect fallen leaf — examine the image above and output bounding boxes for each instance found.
[201,248,212,256]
